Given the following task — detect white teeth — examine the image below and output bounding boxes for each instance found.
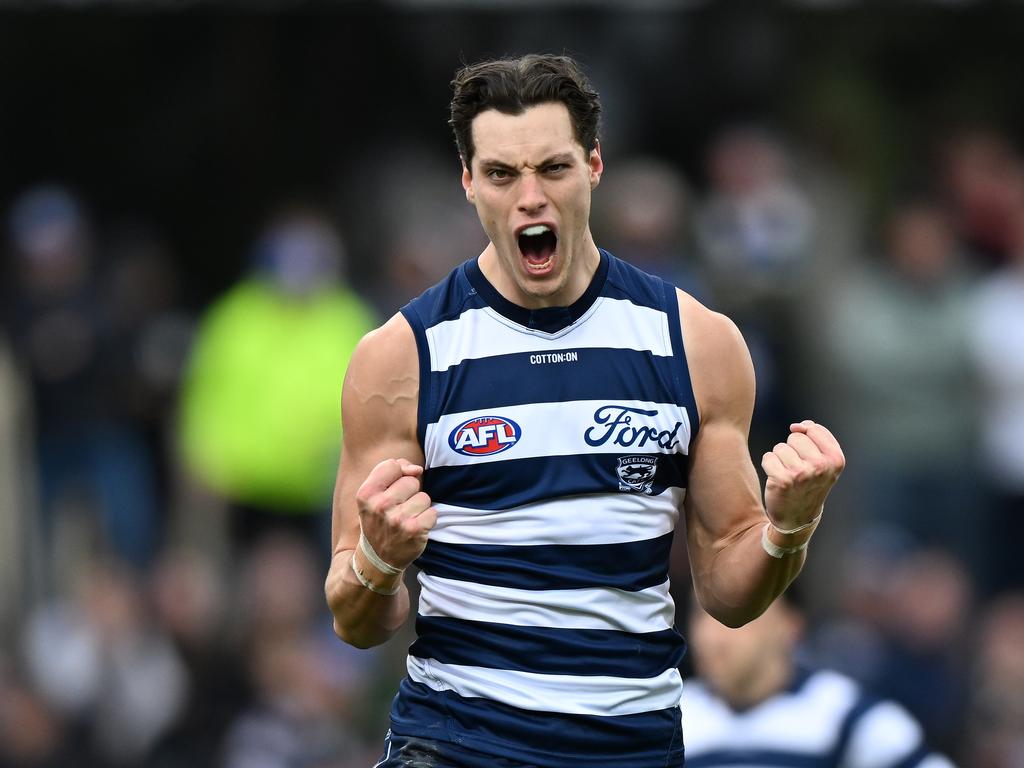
[521,225,550,236]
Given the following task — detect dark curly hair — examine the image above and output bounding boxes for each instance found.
[449,54,602,171]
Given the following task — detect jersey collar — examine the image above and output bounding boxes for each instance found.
[465,249,609,334]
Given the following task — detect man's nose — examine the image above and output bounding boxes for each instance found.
[517,171,548,214]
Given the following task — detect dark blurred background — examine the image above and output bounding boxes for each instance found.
[2,1,1024,766]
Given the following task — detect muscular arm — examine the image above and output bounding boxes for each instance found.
[324,313,427,648]
[679,290,843,627]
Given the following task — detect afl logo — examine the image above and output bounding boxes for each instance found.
[449,416,522,456]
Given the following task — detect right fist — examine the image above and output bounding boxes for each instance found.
[355,458,437,571]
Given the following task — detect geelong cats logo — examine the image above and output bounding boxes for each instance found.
[617,456,658,494]
[449,416,522,456]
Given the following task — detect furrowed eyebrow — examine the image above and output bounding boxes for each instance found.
[542,153,576,166]
[477,153,577,171]
[478,159,517,172]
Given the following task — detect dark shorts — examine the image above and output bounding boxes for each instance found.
[372,731,544,768]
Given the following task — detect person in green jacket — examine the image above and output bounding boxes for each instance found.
[179,207,376,545]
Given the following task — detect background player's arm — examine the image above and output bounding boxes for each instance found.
[678,291,843,627]
[324,313,429,649]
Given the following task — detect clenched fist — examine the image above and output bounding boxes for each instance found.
[355,458,437,571]
[761,420,845,532]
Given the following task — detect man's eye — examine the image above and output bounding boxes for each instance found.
[545,164,568,174]
[487,169,511,181]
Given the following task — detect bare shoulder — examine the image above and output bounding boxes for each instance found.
[675,289,755,426]
[345,313,417,404]
[343,312,420,443]
[333,312,422,550]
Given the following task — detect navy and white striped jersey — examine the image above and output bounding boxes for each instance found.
[681,668,957,768]
[392,249,697,767]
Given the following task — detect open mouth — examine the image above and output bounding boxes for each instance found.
[517,224,558,272]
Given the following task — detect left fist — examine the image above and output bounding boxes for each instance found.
[761,420,845,532]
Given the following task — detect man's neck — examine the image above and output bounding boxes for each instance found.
[720,656,794,712]
[478,238,600,310]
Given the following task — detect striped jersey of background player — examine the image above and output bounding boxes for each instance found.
[324,53,846,767]
[682,596,955,768]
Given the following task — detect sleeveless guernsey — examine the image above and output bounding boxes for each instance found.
[393,249,698,767]
[681,669,949,768]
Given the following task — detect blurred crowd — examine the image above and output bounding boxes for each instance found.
[1,115,1024,767]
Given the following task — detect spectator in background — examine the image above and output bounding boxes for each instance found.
[964,593,1024,768]
[695,126,815,301]
[351,147,486,316]
[221,632,375,768]
[682,594,954,768]
[0,332,34,633]
[871,549,973,756]
[825,200,980,575]
[233,534,323,641]
[694,126,817,439]
[6,185,161,575]
[813,544,973,758]
[969,195,1024,592]
[809,541,975,754]
[810,525,914,688]
[940,127,1023,267]
[221,534,381,767]
[177,206,376,550]
[148,547,248,768]
[19,556,187,766]
[101,224,194,499]
[592,155,707,300]
[0,670,75,768]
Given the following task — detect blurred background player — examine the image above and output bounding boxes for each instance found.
[682,593,955,768]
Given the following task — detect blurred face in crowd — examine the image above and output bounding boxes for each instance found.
[887,549,971,651]
[886,206,956,283]
[977,595,1024,685]
[256,211,344,298]
[689,599,801,709]
[462,102,603,309]
[708,129,785,199]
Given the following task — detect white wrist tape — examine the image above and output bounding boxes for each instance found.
[761,523,810,559]
[351,554,402,595]
[358,532,404,577]
[767,506,823,536]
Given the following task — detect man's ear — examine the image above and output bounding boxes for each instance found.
[462,163,475,204]
[589,140,604,190]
